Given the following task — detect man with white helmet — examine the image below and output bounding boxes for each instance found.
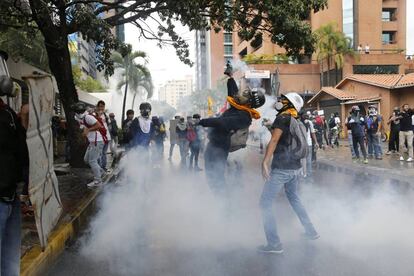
[259,93,319,254]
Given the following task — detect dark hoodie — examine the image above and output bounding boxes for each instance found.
[199,107,252,151]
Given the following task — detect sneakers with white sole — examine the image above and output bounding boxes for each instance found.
[257,244,284,254]
[407,157,413,162]
[87,181,103,188]
[400,156,405,161]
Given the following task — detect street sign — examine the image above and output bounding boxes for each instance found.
[245,70,270,79]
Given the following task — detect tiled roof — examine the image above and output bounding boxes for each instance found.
[343,95,382,105]
[396,73,414,88]
[337,74,414,89]
[307,87,356,104]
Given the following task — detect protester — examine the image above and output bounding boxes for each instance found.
[129,102,153,151]
[188,114,203,171]
[151,116,166,166]
[328,112,341,148]
[347,111,357,159]
[259,93,319,254]
[122,109,134,146]
[176,117,188,166]
[398,104,413,162]
[366,105,383,159]
[313,111,325,149]
[168,115,180,161]
[300,112,317,179]
[0,92,28,275]
[346,106,368,164]
[386,107,400,155]
[321,115,330,146]
[96,100,111,171]
[73,102,105,188]
[365,44,370,54]
[199,87,265,196]
[108,113,119,155]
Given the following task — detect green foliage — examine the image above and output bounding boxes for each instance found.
[112,48,153,99]
[243,54,290,64]
[72,65,105,92]
[0,27,49,72]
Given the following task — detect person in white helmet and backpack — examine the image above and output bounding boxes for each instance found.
[259,92,319,254]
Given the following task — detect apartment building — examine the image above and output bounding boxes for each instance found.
[159,76,194,109]
[195,0,410,93]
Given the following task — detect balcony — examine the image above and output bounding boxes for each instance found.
[382,20,398,31]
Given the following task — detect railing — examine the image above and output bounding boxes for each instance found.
[356,48,404,54]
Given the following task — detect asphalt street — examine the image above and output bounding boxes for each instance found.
[47,148,414,276]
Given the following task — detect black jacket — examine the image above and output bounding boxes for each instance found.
[199,107,252,151]
[0,101,28,199]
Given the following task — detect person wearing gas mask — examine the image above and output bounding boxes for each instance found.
[199,88,265,197]
[386,107,400,155]
[0,50,28,275]
[346,106,368,164]
[73,102,106,188]
[129,102,154,150]
[259,93,319,254]
[366,105,383,160]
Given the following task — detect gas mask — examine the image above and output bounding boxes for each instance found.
[0,52,14,97]
[368,108,377,116]
[274,98,290,112]
[140,109,150,118]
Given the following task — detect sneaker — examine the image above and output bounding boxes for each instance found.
[406,157,413,162]
[375,156,382,160]
[302,232,320,240]
[400,156,405,161]
[363,159,368,164]
[352,158,360,163]
[257,244,284,254]
[385,151,392,155]
[87,181,102,188]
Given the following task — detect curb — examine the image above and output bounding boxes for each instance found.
[20,171,117,276]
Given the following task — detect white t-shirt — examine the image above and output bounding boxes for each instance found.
[332,117,341,130]
[306,120,316,146]
[82,114,103,143]
[99,113,111,141]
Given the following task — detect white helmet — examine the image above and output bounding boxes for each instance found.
[284,92,304,112]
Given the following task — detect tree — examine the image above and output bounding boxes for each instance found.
[315,23,356,86]
[72,65,105,92]
[0,0,327,166]
[111,48,153,123]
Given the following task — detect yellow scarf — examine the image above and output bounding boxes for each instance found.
[280,107,298,118]
[227,96,261,120]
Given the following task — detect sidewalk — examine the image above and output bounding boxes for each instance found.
[20,153,119,276]
[316,141,414,184]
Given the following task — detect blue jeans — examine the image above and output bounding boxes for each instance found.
[100,142,109,169]
[260,169,317,247]
[367,132,382,157]
[0,199,21,276]
[84,141,104,182]
[348,132,356,157]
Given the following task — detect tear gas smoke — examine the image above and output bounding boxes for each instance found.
[78,144,414,276]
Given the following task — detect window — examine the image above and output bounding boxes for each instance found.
[224,45,233,56]
[224,33,232,44]
[382,9,396,21]
[342,0,354,47]
[353,65,399,74]
[382,31,396,44]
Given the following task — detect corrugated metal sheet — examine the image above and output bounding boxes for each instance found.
[24,74,62,248]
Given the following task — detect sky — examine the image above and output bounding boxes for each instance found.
[124,5,414,99]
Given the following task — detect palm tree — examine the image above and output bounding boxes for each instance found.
[315,23,357,86]
[112,48,153,122]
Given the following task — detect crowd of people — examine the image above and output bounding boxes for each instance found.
[296,103,414,165]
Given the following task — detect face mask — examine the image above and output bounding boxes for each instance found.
[75,112,86,120]
[141,109,150,118]
[274,102,284,111]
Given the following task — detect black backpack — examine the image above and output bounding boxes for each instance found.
[328,117,336,128]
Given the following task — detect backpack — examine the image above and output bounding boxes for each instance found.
[83,113,108,144]
[328,117,336,128]
[229,127,249,152]
[288,117,309,159]
[186,127,197,142]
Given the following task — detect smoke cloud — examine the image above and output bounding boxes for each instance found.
[77,142,414,276]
